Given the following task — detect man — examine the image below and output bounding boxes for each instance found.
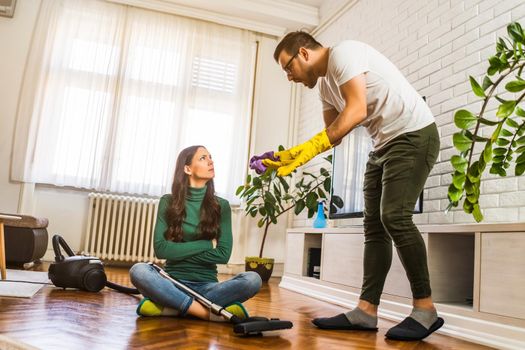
[250,31,443,341]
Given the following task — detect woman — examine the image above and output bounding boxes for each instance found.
[130,145,262,321]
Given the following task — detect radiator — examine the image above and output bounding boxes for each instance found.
[84,192,162,263]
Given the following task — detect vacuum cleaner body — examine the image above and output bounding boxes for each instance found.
[48,234,139,294]
[49,255,107,292]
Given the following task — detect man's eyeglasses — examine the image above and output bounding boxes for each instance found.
[283,52,299,75]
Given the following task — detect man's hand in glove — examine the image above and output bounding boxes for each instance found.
[263,129,333,176]
[249,151,280,174]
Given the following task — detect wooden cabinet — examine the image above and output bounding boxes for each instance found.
[281,224,525,349]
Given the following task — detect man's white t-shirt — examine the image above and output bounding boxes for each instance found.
[318,40,435,151]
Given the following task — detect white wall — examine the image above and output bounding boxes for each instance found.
[293,0,525,227]
[0,1,292,265]
[0,0,41,212]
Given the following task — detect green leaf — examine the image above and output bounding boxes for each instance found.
[479,117,499,126]
[466,193,478,203]
[516,162,525,176]
[453,132,473,152]
[332,195,344,208]
[501,129,513,137]
[452,172,466,189]
[306,192,318,209]
[454,109,478,130]
[493,147,507,155]
[517,152,525,163]
[469,76,485,97]
[516,107,525,118]
[472,204,483,222]
[488,56,501,72]
[277,176,289,192]
[496,138,510,146]
[482,76,493,90]
[506,118,520,128]
[467,161,481,182]
[496,101,516,119]
[320,167,329,177]
[236,185,245,196]
[516,145,525,154]
[253,177,262,187]
[282,193,293,201]
[451,155,468,173]
[483,143,493,163]
[488,65,498,76]
[323,177,331,192]
[493,155,505,163]
[508,22,525,43]
[505,79,525,92]
[463,200,474,213]
[465,179,475,194]
[307,208,315,219]
[448,184,462,202]
[294,200,305,215]
[264,192,276,204]
[517,136,525,145]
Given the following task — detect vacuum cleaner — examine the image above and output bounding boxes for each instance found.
[48,235,293,335]
[48,234,139,294]
[149,263,294,336]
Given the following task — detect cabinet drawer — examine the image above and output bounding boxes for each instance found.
[321,234,363,288]
[480,232,525,320]
[284,233,304,275]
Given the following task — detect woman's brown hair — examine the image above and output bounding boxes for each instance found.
[165,145,221,242]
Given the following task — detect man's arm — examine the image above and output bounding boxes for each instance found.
[323,108,342,147]
[325,74,368,145]
[323,108,339,128]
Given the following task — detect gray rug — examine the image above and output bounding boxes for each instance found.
[0,334,39,350]
[0,269,49,298]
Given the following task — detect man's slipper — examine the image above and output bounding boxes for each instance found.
[385,316,444,341]
[312,313,378,331]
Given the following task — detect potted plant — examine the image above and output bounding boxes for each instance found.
[447,21,525,222]
[236,153,343,281]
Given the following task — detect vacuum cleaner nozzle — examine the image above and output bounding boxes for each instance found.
[233,317,293,336]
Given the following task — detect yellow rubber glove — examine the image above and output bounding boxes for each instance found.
[263,129,333,176]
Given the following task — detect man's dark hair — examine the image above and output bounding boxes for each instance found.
[273,31,323,62]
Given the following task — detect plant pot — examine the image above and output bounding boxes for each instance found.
[245,257,274,282]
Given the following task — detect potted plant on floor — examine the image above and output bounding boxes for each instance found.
[447,21,525,222]
[236,153,343,281]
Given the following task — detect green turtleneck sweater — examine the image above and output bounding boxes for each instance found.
[153,186,232,282]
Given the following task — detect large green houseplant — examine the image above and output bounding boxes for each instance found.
[447,21,525,222]
[236,153,343,281]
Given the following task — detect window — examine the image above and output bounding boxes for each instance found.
[13,0,255,203]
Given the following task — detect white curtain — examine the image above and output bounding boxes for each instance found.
[12,0,255,203]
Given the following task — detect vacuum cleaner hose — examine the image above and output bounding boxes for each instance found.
[105,280,140,294]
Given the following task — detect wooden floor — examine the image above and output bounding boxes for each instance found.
[0,264,493,350]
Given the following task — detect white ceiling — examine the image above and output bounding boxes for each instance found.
[109,0,322,36]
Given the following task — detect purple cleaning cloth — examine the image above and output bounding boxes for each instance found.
[250,159,267,174]
[249,151,279,174]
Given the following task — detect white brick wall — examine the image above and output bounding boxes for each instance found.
[293,0,525,226]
